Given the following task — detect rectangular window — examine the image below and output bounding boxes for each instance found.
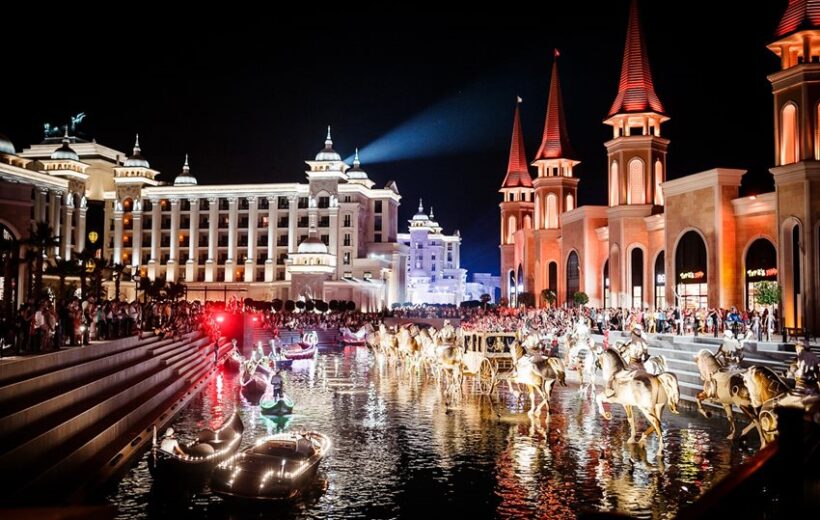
[374,233,382,242]
[278,198,289,209]
[319,216,330,227]
[199,199,208,210]
[343,233,351,246]
[374,216,382,232]
[343,271,353,279]
[343,214,351,227]
[298,197,309,209]
[321,234,329,246]
[343,252,351,265]
[318,196,330,208]
[374,200,382,213]
[259,198,269,210]
[344,196,352,203]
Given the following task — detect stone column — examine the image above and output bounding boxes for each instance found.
[36,189,48,223]
[265,196,275,282]
[225,197,238,282]
[148,198,160,280]
[131,205,142,268]
[62,196,74,261]
[329,204,339,275]
[52,191,62,258]
[113,203,123,265]
[186,198,198,282]
[286,195,297,281]
[205,197,218,282]
[76,201,87,254]
[245,196,257,282]
[167,198,180,282]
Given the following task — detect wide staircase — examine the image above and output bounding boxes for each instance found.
[592,331,797,404]
[0,330,231,504]
[243,318,340,350]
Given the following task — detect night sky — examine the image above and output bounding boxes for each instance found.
[1,2,788,276]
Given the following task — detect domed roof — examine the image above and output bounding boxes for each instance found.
[412,198,430,221]
[51,131,79,161]
[314,126,342,161]
[174,154,198,186]
[123,134,150,168]
[0,133,15,155]
[346,148,369,180]
[297,234,328,254]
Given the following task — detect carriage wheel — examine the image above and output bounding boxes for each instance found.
[759,409,778,444]
[479,358,495,395]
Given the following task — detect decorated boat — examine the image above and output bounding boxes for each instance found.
[283,344,317,360]
[149,411,244,477]
[224,350,243,373]
[260,395,294,416]
[212,431,331,501]
[339,326,367,346]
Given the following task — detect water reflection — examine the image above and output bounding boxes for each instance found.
[107,347,748,519]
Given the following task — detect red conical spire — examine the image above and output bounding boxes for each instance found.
[776,0,820,37]
[608,0,665,117]
[535,52,576,161]
[501,98,533,189]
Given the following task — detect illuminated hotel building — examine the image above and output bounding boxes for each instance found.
[398,200,500,304]
[0,128,407,311]
[500,0,819,331]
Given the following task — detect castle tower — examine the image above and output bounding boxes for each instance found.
[604,0,669,309]
[767,0,820,330]
[499,98,534,304]
[532,52,580,232]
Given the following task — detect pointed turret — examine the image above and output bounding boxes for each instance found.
[174,154,198,186]
[124,133,150,168]
[314,125,341,161]
[777,0,820,37]
[607,0,665,120]
[500,98,532,189]
[50,128,79,161]
[534,52,577,164]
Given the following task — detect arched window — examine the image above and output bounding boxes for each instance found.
[654,160,664,206]
[508,270,517,306]
[675,230,708,309]
[523,214,532,229]
[630,248,644,308]
[566,193,574,212]
[744,238,777,311]
[609,162,619,207]
[781,103,799,165]
[548,261,557,293]
[566,251,579,305]
[654,251,666,309]
[0,224,18,308]
[628,158,645,205]
[506,215,516,244]
[603,259,610,308]
[546,194,558,229]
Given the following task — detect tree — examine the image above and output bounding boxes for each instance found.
[754,281,781,307]
[284,300,295,312]
[272,298,283,312]
[24,221,60,300]
[518,291,535,308]
[89,257,111,300]
[541,289,557,307]
[346,300,356,312]
[305,299,315,312]
[328,299,338,312]
[74,248,97,300]
[47,258,80,300]
[499,297,509,307]
[480,293,492,307]
[110,263,130,301]
[315,300,329,313]
[295,300,305,311]
[573,291,589,307]
[165,281,187,301]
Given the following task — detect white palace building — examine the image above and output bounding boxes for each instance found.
[0,127,408,311]
[398,200,500,305]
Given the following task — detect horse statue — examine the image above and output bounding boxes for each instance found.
[568,337,599,396]
[693,349,762,442]
[742,366,792,445]
[595,349,680,451]
[507,341,566,416]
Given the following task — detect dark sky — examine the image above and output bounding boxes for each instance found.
[1,2,788,276]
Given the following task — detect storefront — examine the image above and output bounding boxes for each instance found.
[654,251,665,310]
[745,238,777,311]
[675,231,708,310]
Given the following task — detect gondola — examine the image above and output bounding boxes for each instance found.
[283,343,317,360]
[211,431,331,501]
[260,395,294,416]
[224,351,243,373]
[149,411,244,478]
[339,326,367,346]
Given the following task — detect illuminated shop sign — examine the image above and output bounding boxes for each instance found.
[746,267,777,278]
[679,271,704,280]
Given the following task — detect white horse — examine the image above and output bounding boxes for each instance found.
[568,339,599,396]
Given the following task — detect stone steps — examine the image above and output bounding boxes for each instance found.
[0,330,226,504]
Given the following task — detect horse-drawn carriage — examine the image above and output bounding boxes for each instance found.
[461,331,518,394]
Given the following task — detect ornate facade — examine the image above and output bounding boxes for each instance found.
[500,0,819,332]
[1,127,407,311]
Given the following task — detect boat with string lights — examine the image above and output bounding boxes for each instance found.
[149,411,244,478]
[211,431,331,500]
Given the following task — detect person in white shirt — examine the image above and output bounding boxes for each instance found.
[159,427,185,456]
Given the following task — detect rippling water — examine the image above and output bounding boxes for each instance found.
[107,346,752,519]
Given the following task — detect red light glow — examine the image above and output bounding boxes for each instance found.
[216,315,225,323]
